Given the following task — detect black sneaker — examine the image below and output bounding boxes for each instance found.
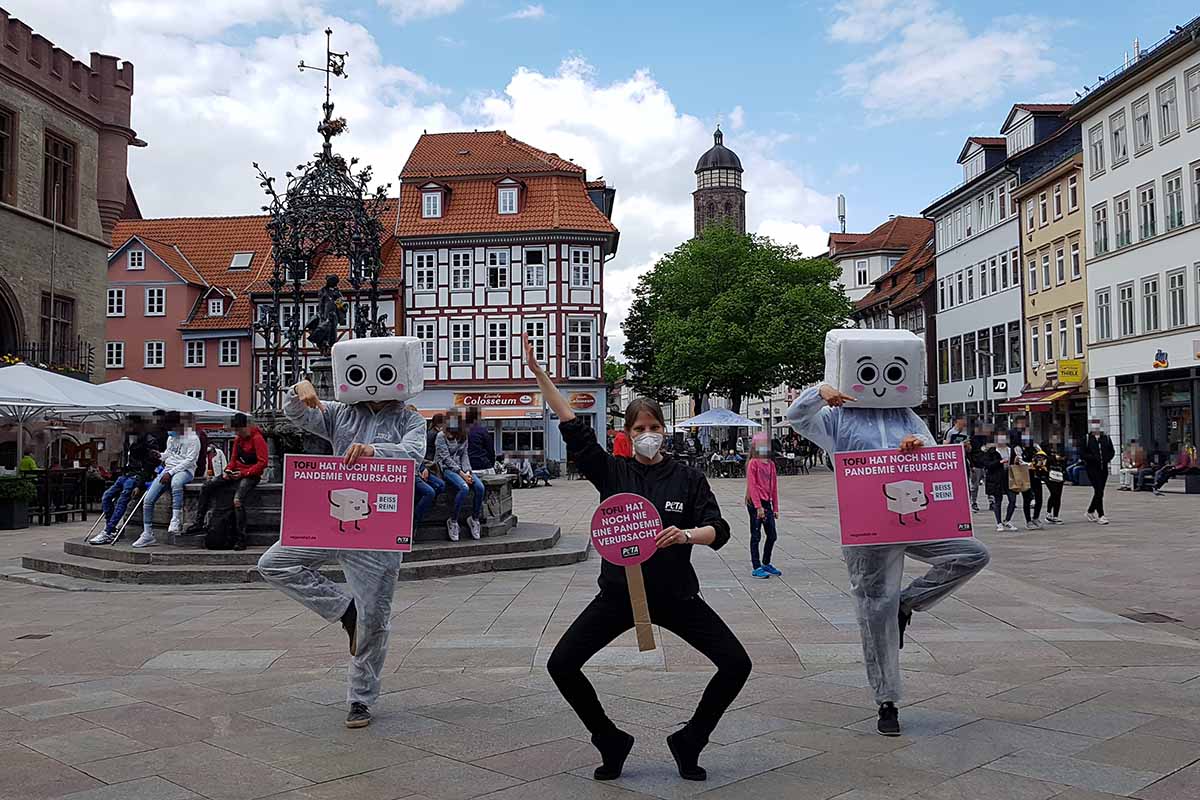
[666,727,708,781]
[877,702,901,736]
[341,601,358,657]
[591,729,634,781]
[345,702,371,728]
[898,607,912,650]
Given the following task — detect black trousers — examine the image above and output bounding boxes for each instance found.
[1045,480,1063,517]
[1022,480,1043,522]
[547,591,752,741]
[1086,466,1107,516]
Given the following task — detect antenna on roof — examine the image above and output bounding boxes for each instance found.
[836,194,847,234]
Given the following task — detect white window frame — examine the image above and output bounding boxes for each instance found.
[487,249,510,289]
[1093,203,1109,255]
[1115,193,1132,248]
[1070,241,1081,280]
[1030,323,1040,365]
[218,389,239,410]
[1028,258,1038,294]
[1088,124,1105,175]
[413,320,435,365]
[524,318,547,365]
[1044,320,1053,364]
[219,338,240,366]
[855,259,869,286]
[1164,170,1184,231]
[1058,317,1068,358]
[106,288,125,317]
[450,320,472,364]
[1096,288,1112,341]
[1158,79,1179,140]
[566,317,595,379]
[1110,110,1129,165]
[1194,161,1200,225]
[1041,252,1051,288]
[127,249,145,270]
[1118,283,1135,337]
[1133,95,1153,152]
[1011,249,1020,287]
[498,186,518,215]
[185,340,205,367]
[185,389,204,400]
[414,251,437,292]
[1055,247,1065,285]
[1167,268,1187,328]
[421,190,442,219]
[144,287,165,317]
[1068,174,1079,212]
[1142,276,1161,332]
[144,340,165,369]
[1137,182,1157,241]
[1053,184,1063,219]
[1027,198,1036,232]
[1038,192,1048,226]
[228,252,253,270]
[1073,312,1084,356]
[1187,66,1200,128]
[450,250,473,290]
[105,341,124,369]
[570,248,593,288]
[208,298,224,317]
[486,319,510,364]
[523,247,547,288]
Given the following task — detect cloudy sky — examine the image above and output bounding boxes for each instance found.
[9,0,1196,355]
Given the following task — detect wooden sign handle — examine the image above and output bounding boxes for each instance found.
[625,563,656,651]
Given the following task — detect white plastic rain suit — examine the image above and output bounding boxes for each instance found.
[257,390,426,706]
[787,385,990,704]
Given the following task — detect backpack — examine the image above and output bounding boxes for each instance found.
[204,507,240,550]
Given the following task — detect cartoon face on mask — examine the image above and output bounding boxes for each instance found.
[824,329,926,409]
[332,337,424,404]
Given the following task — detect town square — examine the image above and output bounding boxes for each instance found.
[1,1,1200,798]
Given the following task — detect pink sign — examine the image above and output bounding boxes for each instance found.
[833,445,973,547]
[589,493,661,566]
[280,454,417,552]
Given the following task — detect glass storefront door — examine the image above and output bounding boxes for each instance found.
[1149,381,1194,459]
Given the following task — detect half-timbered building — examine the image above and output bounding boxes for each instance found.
[398,131,618,462]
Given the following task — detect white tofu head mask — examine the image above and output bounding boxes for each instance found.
[824,328,925,409]
[332,337,424,404]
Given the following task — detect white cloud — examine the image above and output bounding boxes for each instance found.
[376,0,464,24]
[728,105,745,130]
[6,2,834,359]
[504,4,545,20]
[830,0,1059,121]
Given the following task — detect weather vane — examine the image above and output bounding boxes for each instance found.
[298,28,350,151]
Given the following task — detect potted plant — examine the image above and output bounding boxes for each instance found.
[0,477,37,530]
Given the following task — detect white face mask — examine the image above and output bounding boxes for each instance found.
[633,432,664,459]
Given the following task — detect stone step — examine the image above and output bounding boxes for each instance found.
[64,524,559,566]
[157,514,519,548]
[21,529,590,585]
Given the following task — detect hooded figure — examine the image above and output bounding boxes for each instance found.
[257,337,426,730]
[786,329,990,736]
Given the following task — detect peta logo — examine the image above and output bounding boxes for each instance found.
[621,545,641,559]
[664,501,684,513]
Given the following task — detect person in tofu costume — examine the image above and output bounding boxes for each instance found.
[787,329,990,736]
[257,337,426,730]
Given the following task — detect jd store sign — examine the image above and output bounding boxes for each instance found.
[991,377,1009,397]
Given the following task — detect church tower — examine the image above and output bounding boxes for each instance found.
[693,126,746,236]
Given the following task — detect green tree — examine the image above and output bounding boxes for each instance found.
[622,223,851,413]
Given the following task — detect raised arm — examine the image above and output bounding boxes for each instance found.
[785,385,844,455]
[284,379,337,441]
[522,333,575,423]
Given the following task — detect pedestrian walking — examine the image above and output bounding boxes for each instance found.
[257,338,426,730]
[745,432,780,579]
[786,329,989,737]
[982,434,1018,531]
[1083,422,1115,524]
[968,422,992,513]
[525,334,750,783]
[1022,442,1047,529]
[1043,442,1066,524]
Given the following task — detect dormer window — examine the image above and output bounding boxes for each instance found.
[498,186,518,215]
[229,252,253,270]
[208,298,224,316]
[422,190,442,218]
[128,249,144,270]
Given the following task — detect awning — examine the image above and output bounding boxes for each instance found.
[414,408,542,420]
[996,387,1074,412]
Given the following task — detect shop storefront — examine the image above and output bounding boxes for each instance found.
[411,386,605,464]
[1113,370,1196,463]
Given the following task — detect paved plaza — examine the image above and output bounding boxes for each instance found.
[1,472,1199,800]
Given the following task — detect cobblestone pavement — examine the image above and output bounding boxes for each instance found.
[1,472,1198,799]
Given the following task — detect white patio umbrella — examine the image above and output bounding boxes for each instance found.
[678,408,761,428]
[0,364,145,462]
[100,378,246,420]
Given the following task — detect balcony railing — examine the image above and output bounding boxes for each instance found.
[4,337,96,379]
[1074,16,1200,104]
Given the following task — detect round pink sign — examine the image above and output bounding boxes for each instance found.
[589,493,661,567]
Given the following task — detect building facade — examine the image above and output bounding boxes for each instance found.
[398,131,618,463]
[0,9,137,382]
[1009,142,1089,444]
[1073,19,1200,463]
[832,215,928,304]
[926,106,1071,428]
[693,126,745,236]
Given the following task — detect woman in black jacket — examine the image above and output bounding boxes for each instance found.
[524,335,751,783]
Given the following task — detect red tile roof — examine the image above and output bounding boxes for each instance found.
[401,131,585,178]
[585,179,607,190]
[1013,103,1071,113]
[835,215,929,257]
[966,136,1006,148]
[855,224,935,313]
